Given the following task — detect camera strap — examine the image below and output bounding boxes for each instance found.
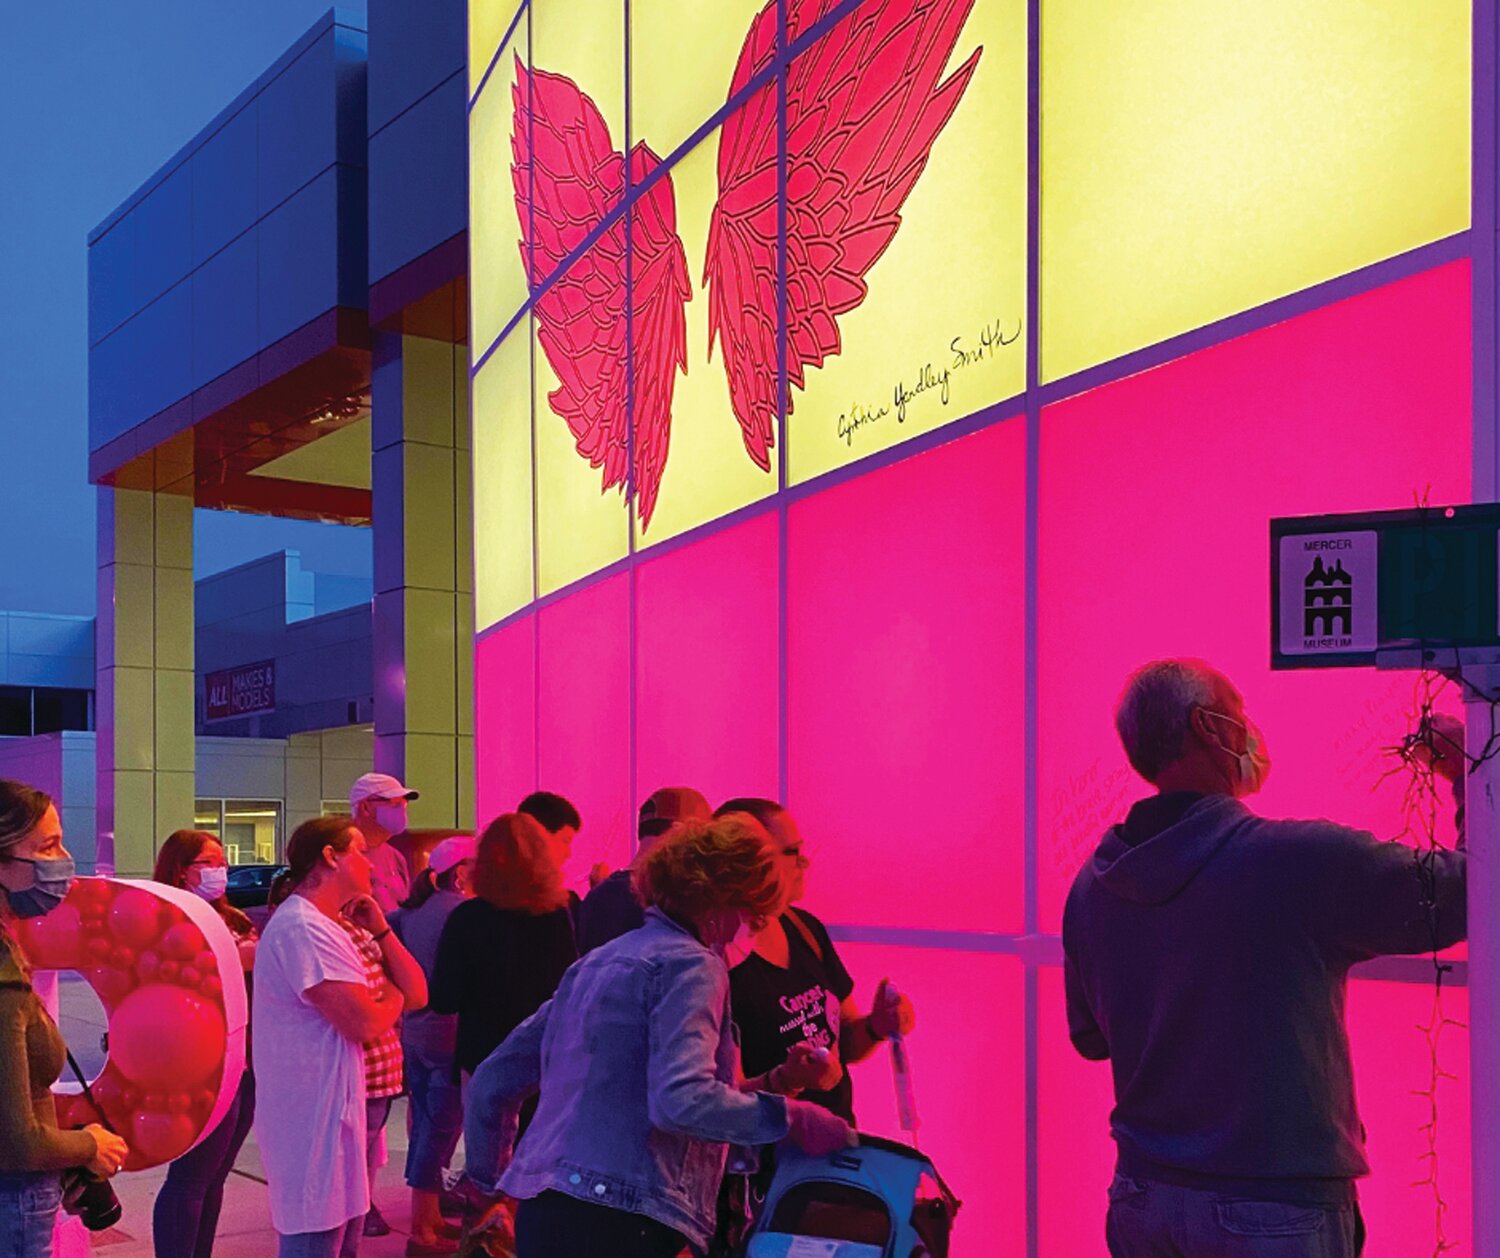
[64,1049,119,1137]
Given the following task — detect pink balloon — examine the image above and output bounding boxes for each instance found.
[87,966,134,1008]
[130,1110,197,1165]
[17,903,85,969]
[108,888,164,949]
[72,878,111,907]
[110,986,225,1089]
[160,922,201,963]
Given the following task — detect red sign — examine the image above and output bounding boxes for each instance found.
[205,661,276,722]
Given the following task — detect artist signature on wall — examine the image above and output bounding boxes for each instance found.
[836,316,1022,448]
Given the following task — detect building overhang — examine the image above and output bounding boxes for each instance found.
[92,307,373,526]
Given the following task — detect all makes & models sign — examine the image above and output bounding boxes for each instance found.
[205,661,276,722]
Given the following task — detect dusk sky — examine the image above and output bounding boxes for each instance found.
[0,1,371,617]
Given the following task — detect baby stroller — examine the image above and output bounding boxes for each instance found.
[741,1134,961,1258]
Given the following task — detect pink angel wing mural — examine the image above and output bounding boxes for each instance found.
[512,61,691,529]
[702,3,781,471]
[704,0,983,470]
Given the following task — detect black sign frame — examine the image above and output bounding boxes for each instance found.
[1271,503,1500,671]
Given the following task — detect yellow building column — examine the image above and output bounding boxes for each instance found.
[371,333,475,829]
[94,486,195,875]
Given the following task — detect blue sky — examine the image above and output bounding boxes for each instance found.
[0,1,371,615]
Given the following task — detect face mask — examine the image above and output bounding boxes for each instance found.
[6,856,75,919]
[373,803,408,836]
[191,867,229,902]
[1204,711,1270,796]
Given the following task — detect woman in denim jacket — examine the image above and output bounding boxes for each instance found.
[464,816,856,1257]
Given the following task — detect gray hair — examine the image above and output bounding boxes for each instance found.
[1115,660,1218,782]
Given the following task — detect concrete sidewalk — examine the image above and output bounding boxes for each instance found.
[60,977,448,1257]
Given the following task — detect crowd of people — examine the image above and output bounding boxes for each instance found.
[0,655,1474,1258]
[0,773,913,1258]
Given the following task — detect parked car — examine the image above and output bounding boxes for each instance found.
[225,863,287,909]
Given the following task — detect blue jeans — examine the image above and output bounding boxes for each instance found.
[278,1214,361,1258]
[0,1170,61,1258]
[154,1071,257,1258]
[404,1055,464,1192]
[1106,1174,1365,1257]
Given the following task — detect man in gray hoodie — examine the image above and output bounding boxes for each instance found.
[1064,659,1466,1257]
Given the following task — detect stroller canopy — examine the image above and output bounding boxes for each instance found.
[745,1135,960,1258]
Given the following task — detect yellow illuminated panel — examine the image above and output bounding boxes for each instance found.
[1040,0,1471,383]
[785,0,1026,484]
[468,0,520,98]
[637,118,776,549]
[530,0,626,291]
[533,245,631,595]
[469,11,528,366]
[472,327,534,630]
[632,0,768,160]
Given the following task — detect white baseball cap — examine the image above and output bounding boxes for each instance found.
[427,836,477,875]
[349,772,420,809]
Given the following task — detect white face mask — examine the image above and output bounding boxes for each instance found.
[191,867,229,902]
[1204,711,1270,796]
[373,802,408,836]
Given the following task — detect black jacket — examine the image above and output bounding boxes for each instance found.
[429,900,577,1076]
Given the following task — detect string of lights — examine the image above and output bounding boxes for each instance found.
[1384,662,1499,1256]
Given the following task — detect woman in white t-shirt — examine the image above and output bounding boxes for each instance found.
[253,816,414,1258]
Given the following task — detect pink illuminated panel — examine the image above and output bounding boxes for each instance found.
[473,614,538,829]
[635,514,780,809]
[1348,979,1471,1254]
[1037,965,1116,1255]
[1037,967,1469,1254]
[833,942,1025,1257]
[787,420,1028,933]
[1037,262,1471,931]
[536,573,633,887]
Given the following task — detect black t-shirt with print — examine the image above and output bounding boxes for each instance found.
[730,908,857,1123]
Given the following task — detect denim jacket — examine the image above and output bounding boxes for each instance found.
[465,908,790,1249]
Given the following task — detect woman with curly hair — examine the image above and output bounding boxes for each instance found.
[429,814,577,1083]
[463,816,856,1258]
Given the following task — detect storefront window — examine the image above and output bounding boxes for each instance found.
[193,800,221,838]
[192,799,283,864]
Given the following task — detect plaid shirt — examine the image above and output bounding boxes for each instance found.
[341,917,405,1100]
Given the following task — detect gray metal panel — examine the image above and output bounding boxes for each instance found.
[129,282,195,426]
[5,655,93,689]
[192,233,260,386]
[257,29,340,217]
[192,104,260,267]
[131,164,193,313]
[7,615,93,662]
[87,9,370,462]
[367,0,463,137]
[368,71,466,285]
[195,737,289,799]
[256,168,343,346]
[88,215,134,348]
[88,319,134,449]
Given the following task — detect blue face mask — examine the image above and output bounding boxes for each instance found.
[5,855,76,919]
